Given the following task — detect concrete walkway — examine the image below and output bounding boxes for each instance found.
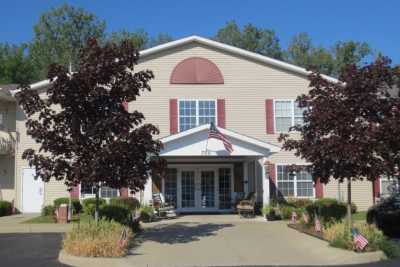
[59,215,385,267]
[0,214,72,233]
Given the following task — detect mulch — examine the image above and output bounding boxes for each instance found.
[287,223,326,241]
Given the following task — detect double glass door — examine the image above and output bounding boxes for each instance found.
[175,167,232,210]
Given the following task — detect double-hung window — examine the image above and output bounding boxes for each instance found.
[179,100,216,132]
[276,165,314,198]
[274,100,306,132]
[80,184,119,198]
[380,176,400,198]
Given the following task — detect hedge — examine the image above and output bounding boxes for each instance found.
[53,197,82,214]
[82,198,106,216]
[305,198,347,226]
[0,200,12,217]
[109,197,140,210]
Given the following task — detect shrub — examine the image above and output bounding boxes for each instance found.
[286,198,313,208]
[41,205,55,216]
[306,198,346,226]
[63,219,132,257]
[351,202,358,214]
[262,205,272,217]
[82,198,106,216]
[0,200,12,217]
[323,221,400,258]
[139,205,154,222]
[367,196,400,238]
[109,197,140,210]
[280,205,296,220]
[266,208,282,221]
[53,198,82,214]
[100,205,131,226]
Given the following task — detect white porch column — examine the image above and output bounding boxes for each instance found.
[262,157,270,206]
[143,176,153,204]
[243,161,249,195]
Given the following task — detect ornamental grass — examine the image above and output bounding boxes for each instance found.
[63,218,133,257]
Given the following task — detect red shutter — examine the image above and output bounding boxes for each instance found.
[217,99,226,128]
[70,185,80,199]
[169,99,178,134]
[315,178,323,198]
[122,101,128,111]
[265,162,276,197]
[120,187,129,198]
[266,99,274,134]
[373,177,380,198]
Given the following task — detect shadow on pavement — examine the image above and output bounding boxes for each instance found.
[0,233,71,267]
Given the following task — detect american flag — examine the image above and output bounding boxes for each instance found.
[315,217,322,232]
[352,228,369,251]
[302,212,309,224]
[208,122,233,153]
[291,211,297,224]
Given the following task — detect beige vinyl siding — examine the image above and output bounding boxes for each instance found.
[324,179,373,211]
[0,155,15,202]
[12,40,374,211]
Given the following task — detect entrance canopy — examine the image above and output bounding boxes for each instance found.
[160,124,280,157]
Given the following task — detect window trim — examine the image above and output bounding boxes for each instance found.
[79,184,120,199]
[273,99,304,133]
[380,176,399,197]
[177,99,218,132]
[275,164,315,198]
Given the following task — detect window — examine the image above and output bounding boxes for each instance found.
[0,112,4,130]
[164,168,177,207]
[380,176,400,197]
[80,184,119,198]
[179,100,216,132]
[276,165,314,197]
[274,100,306,132]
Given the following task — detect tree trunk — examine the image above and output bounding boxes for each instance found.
[95,184,100,223]
[346,178,352,228]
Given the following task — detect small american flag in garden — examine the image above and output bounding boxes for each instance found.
[352,228,369,251]
[291,211,297,224]
[314,217,322,232]
[118,227,128,248]
[208,122,233,153]
[302,212,309,224]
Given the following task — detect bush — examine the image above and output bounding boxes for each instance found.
[41,205,55,216]
[286,198,313,208]
[63,219,132,257]
[367,196,400,238]
[139,205,154,223]
[306,198,346,226]
[100,205,131,226]
[0,200,12,217]
[82,198,106,216]
[323,221,400,258]
[53,198,82,214]
[280,205,296,220]
[109,197,140,210]
[351,202,358,214]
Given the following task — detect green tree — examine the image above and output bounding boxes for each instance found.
[215,21,284,59]
[148,33,174,48]
[0,43,38,84]
[30,4,106,79]
[109,29,149,50]
[332,41,372,76]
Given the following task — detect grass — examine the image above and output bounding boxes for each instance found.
[22,213,92,224]
[353,211,367,221]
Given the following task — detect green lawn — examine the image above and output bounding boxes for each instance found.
[22,213,92,224]
[353,211,367,221]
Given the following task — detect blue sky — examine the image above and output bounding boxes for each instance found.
[1,0,399,63]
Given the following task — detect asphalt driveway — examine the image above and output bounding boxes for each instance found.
[0,233,71,267]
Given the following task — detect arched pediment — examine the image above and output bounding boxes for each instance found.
[170,57,224,84]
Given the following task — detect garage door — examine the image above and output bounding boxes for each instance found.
[22,168,44,213]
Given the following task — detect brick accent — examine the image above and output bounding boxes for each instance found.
[315,178,324,198]
[169,99,178,134]
[266,99,274,134]
[374,177,380,198]
[217,99,226,128]
[120,187,129,198]
[70,185,80,199]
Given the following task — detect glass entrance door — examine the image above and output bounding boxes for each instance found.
[181,171,195,208]
[201,170,215,208]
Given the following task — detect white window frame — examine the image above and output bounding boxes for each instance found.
[273,99,304,133]
[275,164,315,198]
[178,99,218,132]
[380,176,399,197]
[79,184,120,199]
